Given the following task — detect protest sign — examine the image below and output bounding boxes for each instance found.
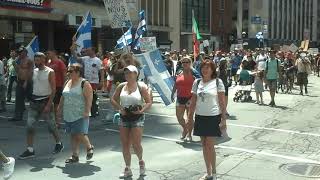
[308,48,319,55]
[281,45,290,52]
[103,0,131,28]
[140,37,157,51]
[289,43,299,53]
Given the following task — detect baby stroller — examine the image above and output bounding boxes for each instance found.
[233,69,253,102]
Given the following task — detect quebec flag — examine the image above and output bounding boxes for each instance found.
[115,28,133,49]
[26,36,39,60]
[135,49,174,106]
[75,11,92,54]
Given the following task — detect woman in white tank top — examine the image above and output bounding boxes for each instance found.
[111,65,152,178]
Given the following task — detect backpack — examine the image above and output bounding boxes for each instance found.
[266,59,279,73]
[195,78,220,94]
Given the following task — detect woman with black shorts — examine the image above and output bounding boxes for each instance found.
[171,56,195,141]
[188,60,227,180]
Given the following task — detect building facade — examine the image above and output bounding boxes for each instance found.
[211,0,233,51]
[234,0,318,48]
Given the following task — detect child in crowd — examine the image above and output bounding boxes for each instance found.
[254,71,264,105]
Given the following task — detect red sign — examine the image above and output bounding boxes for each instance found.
[0,0,52,11]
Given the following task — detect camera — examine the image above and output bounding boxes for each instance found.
[125,105,142,114]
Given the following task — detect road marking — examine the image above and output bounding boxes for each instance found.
[101,108,320,138]
[105,128,320,164]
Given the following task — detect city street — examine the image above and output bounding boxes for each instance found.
[1,75,320,180]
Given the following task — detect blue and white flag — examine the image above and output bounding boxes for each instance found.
[135,49,174,106]
[132,10,147,50]
[75,11,92,54]
[26,36,39,60]
[115,28,133,49]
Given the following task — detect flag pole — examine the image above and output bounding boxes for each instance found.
[192,10,196,63]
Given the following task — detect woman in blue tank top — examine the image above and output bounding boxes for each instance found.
[57,63,94,163]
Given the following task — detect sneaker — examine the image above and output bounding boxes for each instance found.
[119,167,133,179]
[199,174,214,180]
[139,160,146,176]
[52,143,64,154]
[3,157,15,180]
[19,150,35,159]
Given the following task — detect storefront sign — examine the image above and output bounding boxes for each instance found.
[0,0,52,11]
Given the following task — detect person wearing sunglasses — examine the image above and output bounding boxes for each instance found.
[171,56,196,141]
[57,63,94,163]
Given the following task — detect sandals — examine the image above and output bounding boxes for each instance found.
[65,155,79,163]
[180,129,188,140]
[139,160,146,176]
[86,145,94,160]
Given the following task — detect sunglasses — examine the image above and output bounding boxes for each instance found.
[67,69,74,73]
[182,61,191,64]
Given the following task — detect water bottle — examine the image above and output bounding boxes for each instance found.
[113,113,120,124]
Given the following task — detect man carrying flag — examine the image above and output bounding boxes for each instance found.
[192,10,202,62]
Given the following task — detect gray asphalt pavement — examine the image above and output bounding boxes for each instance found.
[1,75,320,180]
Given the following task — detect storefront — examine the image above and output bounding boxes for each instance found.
[0,0,60,57]
[0,0,107,58]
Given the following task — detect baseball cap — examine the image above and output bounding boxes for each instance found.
[124,65,139,74]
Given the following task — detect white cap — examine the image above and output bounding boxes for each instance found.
[124,65,139,74]
[165,52,170,55]
[200,51,205,54]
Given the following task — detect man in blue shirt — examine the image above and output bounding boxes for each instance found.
[231,50,242,85]
[265,50,280,107]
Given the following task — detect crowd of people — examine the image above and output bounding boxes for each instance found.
[0,42,319,180]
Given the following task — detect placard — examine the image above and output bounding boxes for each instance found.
[103,0,132,28]
[140,37,157,52]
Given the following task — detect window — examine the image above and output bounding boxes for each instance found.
[147,0,153,25]
[181,0,210,33]
[165,0,169,26]
[159,0,164,26]
[141,0,147,10]
[219,11,224,28]
[220,0,225,10]
[76,16,83,25]
[154,0,159,25]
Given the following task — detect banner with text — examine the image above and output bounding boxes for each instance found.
[103,0,132,28]
[0,0,51,11]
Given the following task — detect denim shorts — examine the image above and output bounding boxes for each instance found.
[65,117,90,135]
[118,115,145,128]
